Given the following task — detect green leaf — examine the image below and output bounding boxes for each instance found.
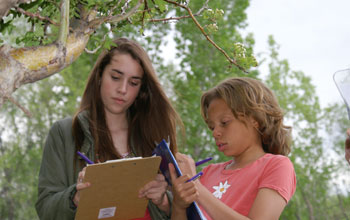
[203,8,214,20]
[34,23,44,37]
[19,0,43,11]
[102,35,117,50]
[154,0,167,12]
[205,23,218,33]
[139,28,144,35]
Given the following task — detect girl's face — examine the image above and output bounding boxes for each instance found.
[100,53,143,118]
[206,98,261,157]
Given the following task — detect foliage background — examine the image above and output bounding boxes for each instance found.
[0,0,349,219]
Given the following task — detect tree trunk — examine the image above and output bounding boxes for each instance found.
[0,32,89,108]
[300,187,315,220]
[336,184,349,220]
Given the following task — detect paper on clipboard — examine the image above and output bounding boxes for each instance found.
[75,156,161,220]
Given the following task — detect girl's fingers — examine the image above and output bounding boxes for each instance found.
[139,185,166,198]
[156,173,165,181]
[169,163,190,184]
[175,153,196,176]
[76,182,91,191]
[169,163,177,183]
[73,167,91,206]
[139,174,167,197]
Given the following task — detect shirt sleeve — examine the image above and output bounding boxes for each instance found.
[35,121,77,220]
[259,156,296,203]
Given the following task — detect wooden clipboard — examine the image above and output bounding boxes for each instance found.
[75,156,161,220]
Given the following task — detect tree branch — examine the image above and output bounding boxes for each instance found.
[109,0,143,23]
[150,15,192,22]
[87,0,144,31]
[0,3,98,109]
[150,0,209,22]
[0,32,90,109]
[163,0,248,73]
[14,6,59,26]
[108,0,123,17]
[6,95,32,117]
[58,0,70,46]
[84,34,107,54]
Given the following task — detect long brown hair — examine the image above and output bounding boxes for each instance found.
[72,38,182,162]
[201,77,292,155]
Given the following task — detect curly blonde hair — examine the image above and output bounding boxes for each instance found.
[201,77,292,156]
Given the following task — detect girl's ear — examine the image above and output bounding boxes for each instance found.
[250,117,259,129]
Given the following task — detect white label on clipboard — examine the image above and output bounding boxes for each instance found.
[98,207,116,219]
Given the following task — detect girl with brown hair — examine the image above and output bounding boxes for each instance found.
[36,38,182,220]
[170,77,296,220]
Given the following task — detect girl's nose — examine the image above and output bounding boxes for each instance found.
[212,127,221,138]
[118,80,128,94]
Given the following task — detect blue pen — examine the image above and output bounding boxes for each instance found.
[77,151,94,164]
[186,171,203,182]
[195,157,212,166]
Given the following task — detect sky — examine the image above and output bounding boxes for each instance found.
[245,0,350,108]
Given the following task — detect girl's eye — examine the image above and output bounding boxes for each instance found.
[221,120,230,126]
[111,75,119,80]
[130,81,140,87]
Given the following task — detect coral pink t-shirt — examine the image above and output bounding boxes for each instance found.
[199,153,296,219]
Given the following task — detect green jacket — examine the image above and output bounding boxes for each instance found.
[35,112,172,219]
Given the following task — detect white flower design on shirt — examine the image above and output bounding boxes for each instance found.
[212,180,231,199]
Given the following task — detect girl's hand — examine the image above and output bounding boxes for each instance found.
[138,174,169,210]
[73,167,91,206]
[169,163,198,209]
[175,153,196,177]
